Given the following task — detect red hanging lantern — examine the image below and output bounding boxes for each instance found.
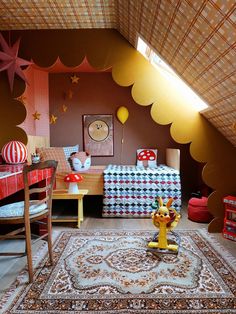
[1,141,28,164]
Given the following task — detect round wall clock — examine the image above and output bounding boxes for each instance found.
[83,114,114,156]
[88,120,109,142]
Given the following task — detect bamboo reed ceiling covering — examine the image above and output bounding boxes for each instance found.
[0,0,235,146]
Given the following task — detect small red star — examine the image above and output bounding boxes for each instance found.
[0,33,32,92]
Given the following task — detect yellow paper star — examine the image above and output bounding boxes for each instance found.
[16,94,27,105]
[67,89,73,99]
[50,114,58,124]
[32,111,41,120]
[62,104,68,112]
[70,74,79,84]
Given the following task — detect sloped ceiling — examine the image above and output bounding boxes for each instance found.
[0,0,235,146]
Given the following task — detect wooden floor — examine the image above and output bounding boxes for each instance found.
[0,205,236,295]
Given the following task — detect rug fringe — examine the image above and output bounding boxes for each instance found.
[199,229,236,271]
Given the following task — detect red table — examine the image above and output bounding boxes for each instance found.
[0,164,52,200]
[0,163,53,235]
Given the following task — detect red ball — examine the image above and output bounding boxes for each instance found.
[1,141,28,164]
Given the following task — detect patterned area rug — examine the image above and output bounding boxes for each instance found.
[1,230,236,313]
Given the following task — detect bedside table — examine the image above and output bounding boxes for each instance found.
[56,166,105,195]
[52,189,88,228]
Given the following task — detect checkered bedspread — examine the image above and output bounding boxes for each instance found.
[102,164,181,218]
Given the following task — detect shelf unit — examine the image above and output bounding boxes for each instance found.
[223,195,236,242]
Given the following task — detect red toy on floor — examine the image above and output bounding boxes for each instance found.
[188,196,213,223]
[223,195,236,242]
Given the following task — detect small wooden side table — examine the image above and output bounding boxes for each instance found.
[52,189,88,228]
[56,166,105,195]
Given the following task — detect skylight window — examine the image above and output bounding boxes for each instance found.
[137,37,151,59]
[136,36,209,112]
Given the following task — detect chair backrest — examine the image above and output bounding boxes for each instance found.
[23,160,58,218]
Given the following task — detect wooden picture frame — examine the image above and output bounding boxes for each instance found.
[83,114,114,156]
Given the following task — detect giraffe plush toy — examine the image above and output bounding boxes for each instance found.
[148,197,181,252]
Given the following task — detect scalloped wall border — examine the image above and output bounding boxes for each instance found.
[1,29,235,232]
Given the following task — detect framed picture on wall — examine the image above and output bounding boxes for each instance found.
[83,114,114,156]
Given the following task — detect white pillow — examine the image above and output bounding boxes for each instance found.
[63,145,79,162]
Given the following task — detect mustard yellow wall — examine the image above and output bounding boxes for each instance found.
[1,29,235,232]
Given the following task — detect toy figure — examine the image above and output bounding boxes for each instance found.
[148,196,181,253]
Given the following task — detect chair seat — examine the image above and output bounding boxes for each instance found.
[0,201,47,218]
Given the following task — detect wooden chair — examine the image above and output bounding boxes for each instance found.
[0,160,58,283]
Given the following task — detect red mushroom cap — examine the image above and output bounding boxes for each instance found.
[64,173,83,182]
[138,149,156,161]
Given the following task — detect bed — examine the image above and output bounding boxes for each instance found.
[102,164,181,218]
[27,136,181,218]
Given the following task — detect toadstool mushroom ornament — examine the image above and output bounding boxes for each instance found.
[64,173,83,194]
[137,149,157,168]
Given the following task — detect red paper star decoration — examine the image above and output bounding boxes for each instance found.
[0,33,32,92]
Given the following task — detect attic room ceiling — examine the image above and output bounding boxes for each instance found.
[0,0,235,147]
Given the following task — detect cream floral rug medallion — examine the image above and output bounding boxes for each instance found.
[1,230,236,313]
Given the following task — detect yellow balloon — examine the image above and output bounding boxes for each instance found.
[117,106,129,124]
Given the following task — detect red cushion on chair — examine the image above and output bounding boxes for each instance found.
[188,197,212,223]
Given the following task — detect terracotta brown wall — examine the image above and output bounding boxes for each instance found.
[0,29,234,231]
[49,72,201,198]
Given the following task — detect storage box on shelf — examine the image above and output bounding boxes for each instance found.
[223,195,236,242]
